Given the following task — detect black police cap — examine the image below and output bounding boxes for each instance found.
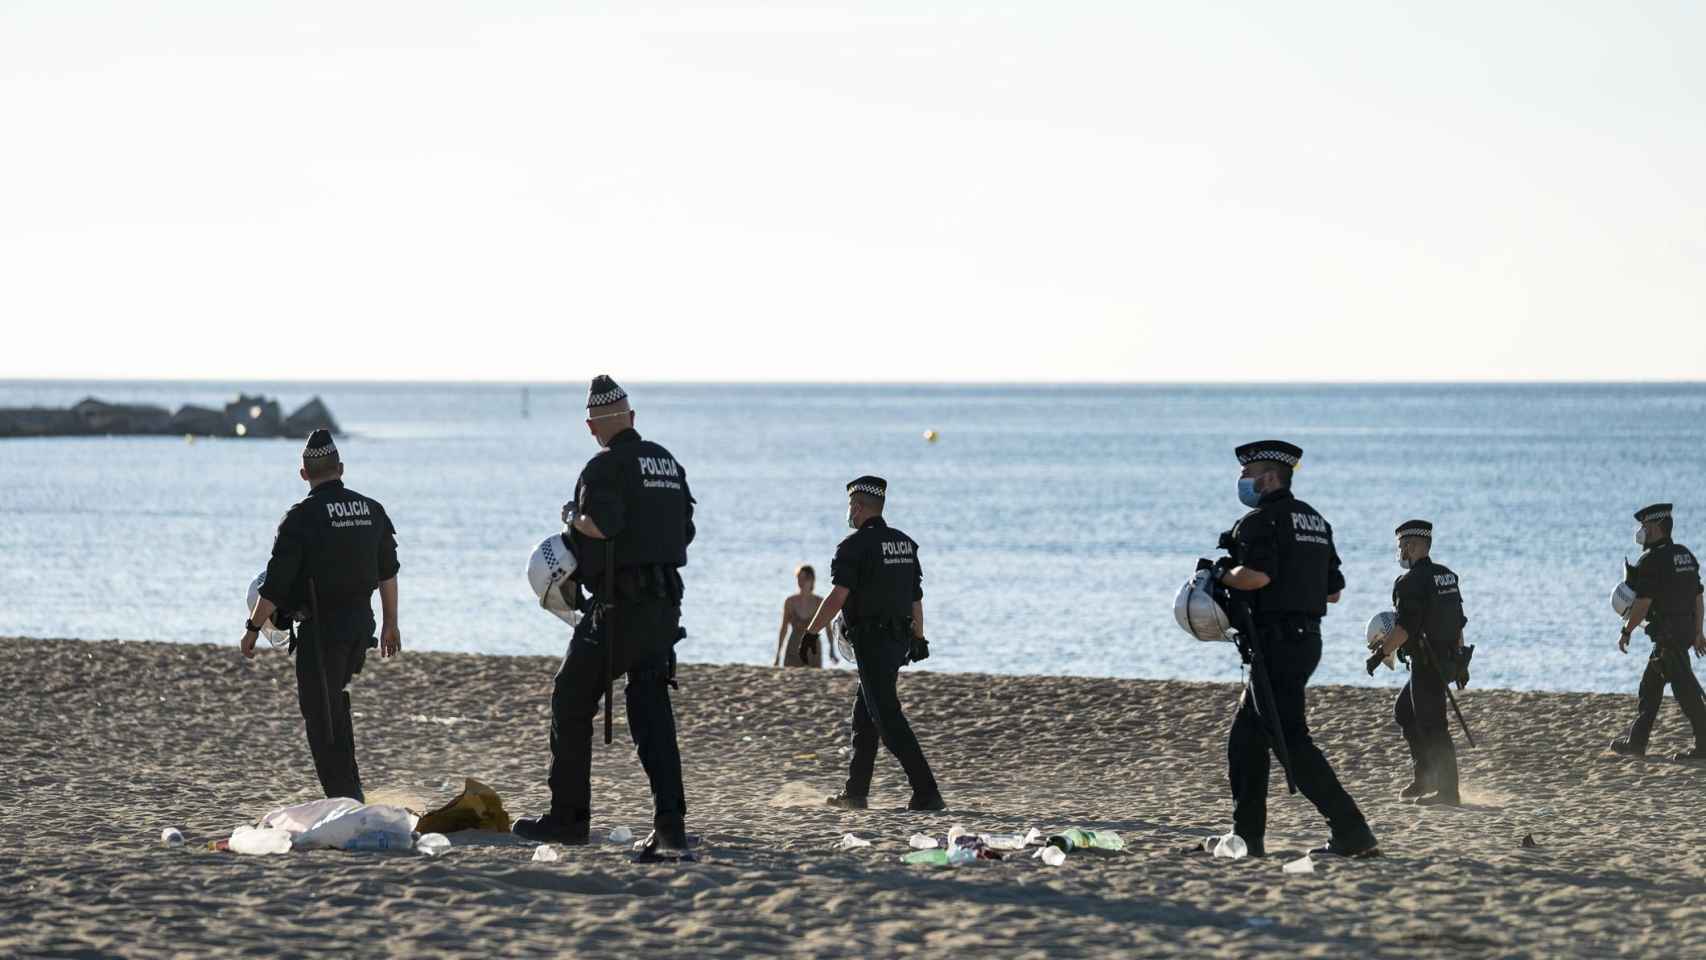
[1395,519,1433,539]
[302,428,338,460]
[1235,440,1302,468]
[587,374,628,409]
[1635,503,1673,523]
[847,475,887,499]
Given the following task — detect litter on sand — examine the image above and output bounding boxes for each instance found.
[415,778,512,835]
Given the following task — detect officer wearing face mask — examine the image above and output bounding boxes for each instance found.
[1611,503,1706,760]
[513,374,696,861]
[1365,520,1467,805]
[1210,441,1378,858]
[806,476,945,812]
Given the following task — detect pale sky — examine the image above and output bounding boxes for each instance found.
[3,1,1702,382]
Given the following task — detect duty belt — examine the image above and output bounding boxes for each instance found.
[845,617,911,633]
[590,564,683,604]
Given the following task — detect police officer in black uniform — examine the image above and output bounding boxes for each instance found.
[514,375,695,859]
[1612,503,1706,759]
[241,429,401,802]
[1365,520,1467,805]
[1211,441,1378,857]
[807,476,945,812]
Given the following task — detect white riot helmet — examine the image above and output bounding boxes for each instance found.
[1612,582,1637,618]
[833,613,855,664]
[1366,611,1398,670]
[246,572,292,647]
[528,534,582,625]
[1174,569,1233,642]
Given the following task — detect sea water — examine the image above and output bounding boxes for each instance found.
[1,380,1702,693]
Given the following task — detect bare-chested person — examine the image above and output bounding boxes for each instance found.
[774,565,837,668]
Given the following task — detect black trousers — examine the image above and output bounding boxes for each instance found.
[1228,621,1369,845]
[1624,642,1706,752]
[294,615,369,802]
[1394,659,1458,797]
[844,626,939,800]
[548,598,686,827]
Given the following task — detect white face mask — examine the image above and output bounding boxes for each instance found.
[1398,549,1412,570]
[847,505,858,530]
[1635,527,1649,547]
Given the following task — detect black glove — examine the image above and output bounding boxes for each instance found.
[1454,644,1474,690]
[1211,556,1235,583]
[1365,650,1384,677]
[909,635,930,663]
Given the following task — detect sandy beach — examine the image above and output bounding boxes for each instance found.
[7,635,1706,958]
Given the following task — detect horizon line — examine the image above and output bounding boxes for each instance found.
[3,376,1705,388]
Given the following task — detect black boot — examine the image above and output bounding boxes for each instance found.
[1311,824,1381,859]
[826,791,869,810]
[1398,777,1430,801]
[1672,746,1706,761]
[633,815,695,863]
[1417,734,1460,806]
[907,792,947,811]
[511,813,591,845]
[1610,736,1645,757]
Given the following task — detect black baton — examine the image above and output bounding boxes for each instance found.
[1422,643,1477,749]
[307,578,335,750]
[603,540,616,746]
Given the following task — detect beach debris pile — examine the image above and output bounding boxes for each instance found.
[197,779,513,857]
[212,797,438,855]
[894,825,1117,867]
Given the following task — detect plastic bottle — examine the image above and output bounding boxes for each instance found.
[345,830,408,852]
[901,849,951,866]
[160,827,185,847]
[837,834,872,850]
[1037,846,1066,866]
[908,833,939,850]
[1083,830,1124,852]
[1212,833,1248,860]
[1046,829,1091,852]
[1282,855,1314,875]
[981,833,1030,851]
[228,826,292,856]
[945,844,978,866]
[416,833,451,857]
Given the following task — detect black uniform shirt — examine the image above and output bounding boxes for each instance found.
[572,428,695,585]
[259,480,399,614]
[1230,489,1345,620]
[1628,539,1702,643]
[831,516,923,622]
[1392,556,1467,662]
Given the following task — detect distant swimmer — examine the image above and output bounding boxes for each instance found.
[1366,520,1472,806]
[808,476,945,812]
[775,564,836,668]
[1209,441,1378,858]
[512,375,697,861]
[1611,503,1706,760]
[241,429,401,803]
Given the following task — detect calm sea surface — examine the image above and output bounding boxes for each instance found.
[2,381,1702,694]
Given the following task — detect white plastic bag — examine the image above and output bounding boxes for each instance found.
[293,804,417,851]
[259,797,363,835]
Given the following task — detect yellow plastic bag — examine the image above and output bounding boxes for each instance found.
[415,778,512,834]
